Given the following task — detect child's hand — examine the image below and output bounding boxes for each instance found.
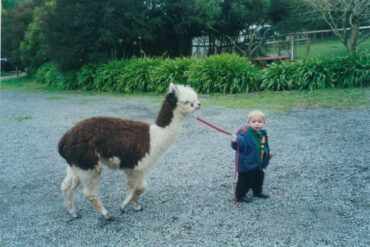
[269,152,273,158]
[231,134,237,142]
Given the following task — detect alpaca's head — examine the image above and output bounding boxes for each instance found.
[168,83,200,115]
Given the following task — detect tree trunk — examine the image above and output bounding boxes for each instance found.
[350,23,359,52]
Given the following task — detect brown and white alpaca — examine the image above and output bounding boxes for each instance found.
[58,83,200,219]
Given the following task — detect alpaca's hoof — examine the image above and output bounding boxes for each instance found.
[67,213,81,222]
[133,204,143,211]
[104,213,114,221]
[120,207,126,214]
[70,212,81,219]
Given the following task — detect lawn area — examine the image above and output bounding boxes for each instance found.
[0,71,17,77]
[295,35,370,59]
[2,77,369,112]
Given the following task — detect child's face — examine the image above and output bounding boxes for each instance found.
[248,116,265,131]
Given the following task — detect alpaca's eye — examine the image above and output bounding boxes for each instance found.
[190,103,194,107]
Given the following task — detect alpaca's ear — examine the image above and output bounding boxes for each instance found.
[168,83,178,94]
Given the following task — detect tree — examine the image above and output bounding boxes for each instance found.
[42,0,160,71]
[142,0,209,57]
[204,0,272,58]
[268,0,329,34]
[20,1,53,75]
[1,3,35,69]
[304,0,370,52]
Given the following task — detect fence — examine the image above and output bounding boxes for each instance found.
[192,26,370,60]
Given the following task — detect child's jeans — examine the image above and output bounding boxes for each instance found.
[236,169,264,200]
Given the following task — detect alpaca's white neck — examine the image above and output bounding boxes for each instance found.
[151,111,185,151]
[135,111,185,171]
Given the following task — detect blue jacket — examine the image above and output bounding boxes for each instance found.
[231,127,270,172]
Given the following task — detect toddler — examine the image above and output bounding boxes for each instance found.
[231,110,272,203]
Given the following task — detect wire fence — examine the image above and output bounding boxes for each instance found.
[192,26,370,61]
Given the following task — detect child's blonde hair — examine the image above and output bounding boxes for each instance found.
[247,110,266,123]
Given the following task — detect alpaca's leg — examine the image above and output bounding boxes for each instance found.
[79,166,111,219]
[121,169,146,212]
[61,166,80,218]
[131,186,146,211]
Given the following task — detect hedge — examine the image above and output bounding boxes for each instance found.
[35,52,369,93]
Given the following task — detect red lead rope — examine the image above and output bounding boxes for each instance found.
[195,116,239,203]
[195,117,232,136]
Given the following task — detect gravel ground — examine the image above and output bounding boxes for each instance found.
[0,90,369,247]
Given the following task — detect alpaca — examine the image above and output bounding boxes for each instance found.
[58,83,200,219]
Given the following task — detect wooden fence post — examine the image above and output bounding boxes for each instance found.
[290,36,294,60]
[305,38,311,58]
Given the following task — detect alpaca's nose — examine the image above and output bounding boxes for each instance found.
[196,103,201,109]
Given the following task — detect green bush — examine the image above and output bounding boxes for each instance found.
[35,62,65,88]
[293,58,335,90]
[115,57,162,93]
[35,52,369,94]
[150,57,195,93]
[94,60,128,92]
[329,52,370,87]
[261,61,298,91]
[187,53,260,93]
[261,53,369,91]
[261,59,335,91]
[76,64,98,91]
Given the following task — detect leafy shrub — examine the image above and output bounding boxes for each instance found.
[260,61,298,91]
[76,64,98,90]
[262,53,369,91]
[187,53,260,93]
[150,57,195,93]
[94,60,128,92]
[115,57,162,93]
[293,58,335,90]
[35,62,65,88]
[329,52,370,88]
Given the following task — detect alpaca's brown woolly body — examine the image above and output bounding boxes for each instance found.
[58,118,150,170]
[58,92,178,171]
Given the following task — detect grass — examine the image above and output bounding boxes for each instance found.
[2,77,369,112]
[11,116,33,122]
[267,35,370,59]
[0,71,17,77]
[200,88,369,112]
[295,36,370,59]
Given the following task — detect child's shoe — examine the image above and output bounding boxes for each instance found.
[236,197,253,203]
[253,193,270,198]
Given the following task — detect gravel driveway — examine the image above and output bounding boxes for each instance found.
[1,90,369,247]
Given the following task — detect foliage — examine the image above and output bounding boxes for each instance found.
[116,58,162,93]
[76,64,99,91]
[34,62,65,88]
[329,52,370,88]
[33,53,369,94]
[187,53,261,93]
[42,0,161,71]
[2,0,25,9]
[260,61,298,91]
[20,1,54,76]
[1,2,38,69]
[150,57,195,93]
[94,60,128,92]
[304,0,370,52]
[261,52,369,91]
[205,0,273,58]
[143,0,206,57]
[268,0,328,34]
